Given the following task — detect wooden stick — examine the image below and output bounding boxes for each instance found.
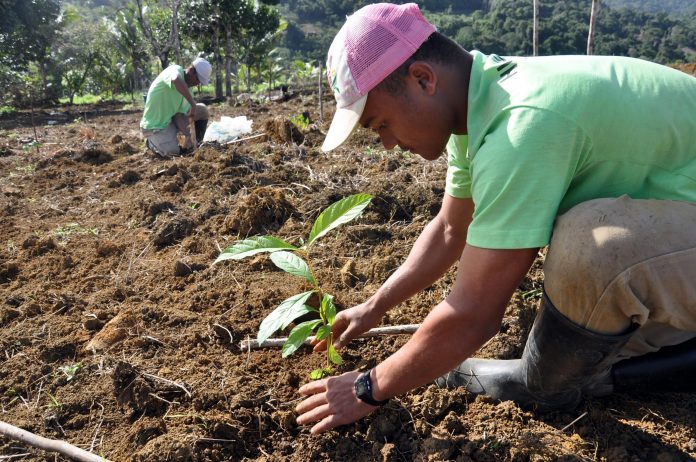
[240,324,420,350]
[189,117,197,151]
[222,132,267,145]
[0,420,110,462]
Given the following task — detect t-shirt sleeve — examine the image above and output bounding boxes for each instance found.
[467,107,591,249]
[168,67,189,114]
[163,66,184,88]
[445,134,473,199]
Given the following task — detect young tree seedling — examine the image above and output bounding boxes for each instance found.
[215,193,372,379]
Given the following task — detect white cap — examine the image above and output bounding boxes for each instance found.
[192,57,212,85]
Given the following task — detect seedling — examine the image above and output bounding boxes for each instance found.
[58,362,82,382]
[52,223,99,239]
[46,392,62,411]
[13,162,36,175]
[21,141,41,153]
[289,113,310,132]
[215,193,372,379]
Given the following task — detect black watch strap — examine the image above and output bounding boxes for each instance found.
[354,369,389,406]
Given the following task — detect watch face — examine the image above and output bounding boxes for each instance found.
[355,375,368,397]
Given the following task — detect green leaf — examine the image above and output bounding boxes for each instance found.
[315,324,331,341]
[328,342,343,365]
[321,294,336,324]
[282,320,321,357]
[310,367,332,380]
[258,291,315,343]
[307,194,372,246]
[214,236,297,263]
[270,251,316,285]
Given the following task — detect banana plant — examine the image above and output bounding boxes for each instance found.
[215,193,372,379]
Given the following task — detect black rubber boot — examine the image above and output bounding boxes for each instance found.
[194,119,208,144]
[611,337,696,393]
[436,290,637,411]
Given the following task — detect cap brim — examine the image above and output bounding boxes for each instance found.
[321,94,367,152]
[198,76,209,86]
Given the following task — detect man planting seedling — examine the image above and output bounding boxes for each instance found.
[140,57,211,158]
[295,2,696,435]
[215,194,373,379]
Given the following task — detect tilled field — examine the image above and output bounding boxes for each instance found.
[0,90,694,461]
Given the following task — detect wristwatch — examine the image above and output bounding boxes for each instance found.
[354,369,389,406]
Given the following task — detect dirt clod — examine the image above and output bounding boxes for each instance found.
[264,116,304,144]
[153,217,196,248]
[224,186,295,236]
[85,309,137,352]
[79,140,113,164]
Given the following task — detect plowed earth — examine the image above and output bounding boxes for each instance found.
[0,87,694,461]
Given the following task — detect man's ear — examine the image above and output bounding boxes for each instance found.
[407,62,437,95]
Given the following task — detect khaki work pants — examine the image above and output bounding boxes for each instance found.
[544,195,696,361]
[142,103,209,156]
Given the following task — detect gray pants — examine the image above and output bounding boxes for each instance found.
[142,103,209,156]
[544,195,696,361]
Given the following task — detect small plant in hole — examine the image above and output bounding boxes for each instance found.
[58,362,82,382]
[52,223,99,239]
[289,112,310,132]
[215,193,372,379]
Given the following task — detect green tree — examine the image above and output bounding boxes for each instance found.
[134,0,182,69]
[57,15,105,104]
[112,4,151,94]
[0,0,62,102]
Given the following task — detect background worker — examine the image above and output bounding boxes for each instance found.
[140,57,212,157]
[295,2,696,434]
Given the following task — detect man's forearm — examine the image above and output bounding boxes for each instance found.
[173,77,196,108]
[365,213,468,316]
[370,296,501,400]
[369,246,538,401]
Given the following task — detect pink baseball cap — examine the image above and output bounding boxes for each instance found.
[322,3,436,152]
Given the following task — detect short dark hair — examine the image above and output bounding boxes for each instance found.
[376,31,467,96]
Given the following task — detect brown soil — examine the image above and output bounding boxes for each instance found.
[0,90,694,462]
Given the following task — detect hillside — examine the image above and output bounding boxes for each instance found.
[280,0,696,63]
[604,0,696,15]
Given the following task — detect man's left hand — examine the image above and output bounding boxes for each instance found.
[296,370,378,434]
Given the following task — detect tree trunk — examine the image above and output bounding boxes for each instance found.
[214,28,223,99]
[587,0,598,55]
[246,61,251,92]
[533,0,539,56]
[174,27,182,64]
[225,56,232,97]
[135,0,180,70]
[224,26,233,97]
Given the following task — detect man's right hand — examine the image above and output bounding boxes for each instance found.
[188,105,196,120]
[313,302,382,352]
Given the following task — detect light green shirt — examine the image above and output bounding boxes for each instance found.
[446,51,696,249]
[140,65,191,131]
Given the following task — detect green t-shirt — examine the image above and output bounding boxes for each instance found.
[140,65,191,131]
[446,51,696,249]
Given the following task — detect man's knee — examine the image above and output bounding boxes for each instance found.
[145,123,180,157]
[546,196,696,292]
[194,103,208,121]
[545,197,634,293]
[544,196,696,332]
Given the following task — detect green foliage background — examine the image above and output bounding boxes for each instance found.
[278,0,696,63]
[0,0,694,108]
